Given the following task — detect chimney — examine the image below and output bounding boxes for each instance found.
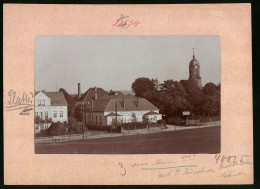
[123,98,125,109]
[94,86,97,100]
[78,83,81,99]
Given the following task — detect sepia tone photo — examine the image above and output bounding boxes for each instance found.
[34,35,221,154]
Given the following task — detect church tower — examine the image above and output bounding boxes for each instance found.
[188,48,202,88]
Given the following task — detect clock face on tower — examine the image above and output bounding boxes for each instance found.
[195,70,198,76]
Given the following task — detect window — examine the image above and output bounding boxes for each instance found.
[88,115,90,123]
[96,115,98,124]
[53,111,57,118]
[40,112,43,119]
[100,116,102,125]
[60,111,63,117]
[45,112,48,118]
[35,112,38,117]
[37,100,45,106]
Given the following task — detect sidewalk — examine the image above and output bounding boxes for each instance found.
[35,121,220,144]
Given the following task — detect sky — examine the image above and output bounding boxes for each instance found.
[35,35,220,94]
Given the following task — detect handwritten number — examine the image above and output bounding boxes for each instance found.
[215,155,220,164]
[119,162,126,177]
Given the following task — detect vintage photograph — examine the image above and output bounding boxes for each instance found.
[34,36,221,154]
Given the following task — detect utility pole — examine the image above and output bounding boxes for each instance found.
[82,103,85,140]
[115,101,117,127]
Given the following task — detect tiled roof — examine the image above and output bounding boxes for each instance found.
[45,92,68,106]
[84,99,110,112]
[103,94,136,99]
[105,98,158,112]
[78,88,108,102]
[84,98,158,112]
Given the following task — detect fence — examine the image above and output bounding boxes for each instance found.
[186,119,200,125]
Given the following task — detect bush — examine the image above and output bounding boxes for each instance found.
[167,117,186,126]
[121,122,160,130]
[68,118,84,134]
[47,122,67,136]
[86,124,121,133]
[157,119,166,126]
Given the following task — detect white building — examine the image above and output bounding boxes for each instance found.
[83,97,162,126]
[34,91,68,124]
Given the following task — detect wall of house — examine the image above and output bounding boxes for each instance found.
[35,92,51,106]
[35,106,68,123]
[106,116,123,125]
[84,112,106,125]
[147,114,162,122]
[83,110,161,126]
[35,92,68,123]
[104,110,160,124]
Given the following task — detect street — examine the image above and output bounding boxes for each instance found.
[35,126,220,154]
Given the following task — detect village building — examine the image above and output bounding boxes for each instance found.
[34,91,68,123]
[82,97,162,126]
[75,83,162,126]
[76,84,108,106]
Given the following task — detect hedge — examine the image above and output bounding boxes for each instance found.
[86,124,121,133]
[121,122,162,130]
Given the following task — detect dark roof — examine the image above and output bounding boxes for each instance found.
[189,58,199,67]
[44,92,68,106]
[143,111,162,116]
[103,94,136,99]
[84,98,158,112]
[84,99,111,112]
[105,112,122,117]
[78,87,108,102]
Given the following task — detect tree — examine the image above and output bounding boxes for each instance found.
[201,95,220,116]
[73,104,83,122]
[159,80,191,117]
[131,77,157,97]
[203,82,218,96]
[182,80,205,115]
[59,88,76,117]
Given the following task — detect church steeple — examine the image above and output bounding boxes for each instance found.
[188,48,202,88]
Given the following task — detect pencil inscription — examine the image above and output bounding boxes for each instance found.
[6,90,33,115]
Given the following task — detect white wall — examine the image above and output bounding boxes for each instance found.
[147,114,162,122]
[35,92,68,123]
[35,91,51,106]
[104,110,160,124]
[83,110,161,126]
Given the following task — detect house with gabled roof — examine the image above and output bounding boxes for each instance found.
[34,91,68,123]
[83,97,162,126]
[76,86,108,106]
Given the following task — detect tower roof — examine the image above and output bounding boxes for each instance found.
[189,58,199,66]
[189,48,199,66]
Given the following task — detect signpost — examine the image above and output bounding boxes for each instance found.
[183,111,190,125]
